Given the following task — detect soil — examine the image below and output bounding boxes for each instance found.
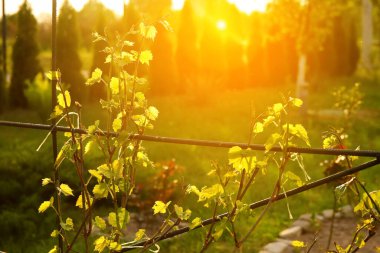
[297,217,380,252]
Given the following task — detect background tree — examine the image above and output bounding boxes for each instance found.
[0,47,4,113]
[149,24,177,95]
[57,0,84,102]
[176,0,199,93]
[9,1,41,108]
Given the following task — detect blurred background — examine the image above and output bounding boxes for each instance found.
[0,0,380,252]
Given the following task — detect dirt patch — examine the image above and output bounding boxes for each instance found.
[298,217,380,252]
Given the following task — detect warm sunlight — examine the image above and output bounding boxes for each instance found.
[227,0,270,14]
[171,0,270,13]
[216,19,227,31]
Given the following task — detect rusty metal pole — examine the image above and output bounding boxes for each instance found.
[51,0,62,251]
[2,0,6,80]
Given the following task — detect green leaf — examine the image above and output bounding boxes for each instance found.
[174,204,191,220]
[265,133,281,151]
[284,124,310,147]
[108,208,129,228]
[146,106,159,121]
[57,91,71,108]
[61,217,74,231]
[93,183,109,199]
[290,98,303,107]
[323,135,338,149]
[284,171,304,187]
[46,71,61,81]
[85,140,94,155]
[152,201,171,215]
[110,77,120,95]
[86,68,102,85]
[50,230,59,237]
[89,169,102,181]
[60,184,74,196]
[197,184,224,202]
[49,105,63,120]
[94,216,107,230]
[109,242,122,251]
[112,118,122,132]
[189,217,202,230]
[42,178,52,186]
[38,200,51,213]
[139,50,153,65]
[97,164,111,178]
[94,236,108,252]
[273,103,284,113]
[48,246,58,253]
[75,195,93,209]
[134,229,146,241]
[253,122,264,134]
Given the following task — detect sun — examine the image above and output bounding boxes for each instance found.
[216,19,227,31]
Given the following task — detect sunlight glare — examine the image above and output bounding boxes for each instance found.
[227,0,270,14]
[171,0,185,11]
[216,20,227,31]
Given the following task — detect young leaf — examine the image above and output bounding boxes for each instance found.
[48,246,58,253]
[265,133,281,152]
[75,195,93,209]
[108,208,129,228]
[93,183,109,199]
[110,77,120,95]
[94,216,107,230]
[253,122,264,134]
[135,229,146,241]
[174,204,192,220]
[61,217,74,231]
[109,242,122,251]
[46,71,61,81]
[38,200,51,213]
[139,50,153,65]
[89,169,103,181]
[291,240,306,248]
[189,217,202,230]
[146,106,159,121]
[85,140,94,155]
[273,103,284,114]
[152,201,171,215]
[94,236,108,252]
[50,230,59,237]
[42,178,52,186]
[112,118,122,132]
[290,97,303,107]
[60,183,74,196]
[86,68,102,85]
[57,91,71,108]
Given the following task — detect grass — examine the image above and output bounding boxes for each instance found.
[0,75,380,252]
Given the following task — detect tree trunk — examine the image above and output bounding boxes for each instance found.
[296,53,308,114]
[362,0,373,71]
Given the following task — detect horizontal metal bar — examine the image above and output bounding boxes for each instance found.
[121,158,380,251]
[1,120,380,158]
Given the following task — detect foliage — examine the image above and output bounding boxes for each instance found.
[25,73,52,120]
[57,0,85,102]
[9,1,41,108]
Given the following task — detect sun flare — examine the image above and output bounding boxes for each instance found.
[216,20,227,31]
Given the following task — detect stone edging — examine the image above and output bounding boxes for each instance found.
[259,205,354,253]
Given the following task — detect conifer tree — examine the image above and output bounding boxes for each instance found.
[9,1,41,108]
[176,0,199,92]
[57,0,84,102]
[150,24,177,95]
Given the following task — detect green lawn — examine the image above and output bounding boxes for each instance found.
[1,76,380,252]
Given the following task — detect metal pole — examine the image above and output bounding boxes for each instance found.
[2,0,6,80]
[51,0,62,251]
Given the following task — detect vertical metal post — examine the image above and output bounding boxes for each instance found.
[51,0,62,251]
[2,0,6,80]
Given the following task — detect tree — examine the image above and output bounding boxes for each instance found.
[150,24,177,95]
[57,0,84,102]
[176,0,199,92]
[362,0,373,71]
[9,1,41,108]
